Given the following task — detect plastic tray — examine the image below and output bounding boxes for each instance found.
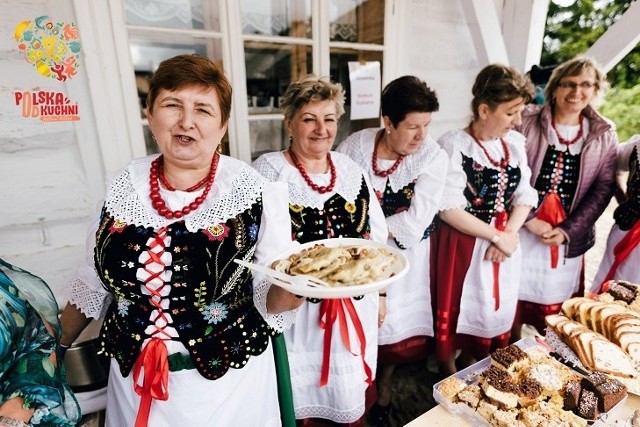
[433,337,628,426]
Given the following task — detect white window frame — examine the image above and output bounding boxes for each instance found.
[74,0,402,170]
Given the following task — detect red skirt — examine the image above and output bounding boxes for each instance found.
[377,336,433,365]
[431,222,511,362]
[514,263,585,334]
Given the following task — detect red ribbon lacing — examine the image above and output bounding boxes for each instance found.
[492,210,509,311]
[318,298,373,387]
[133,227,172,427]
[600,219,640,288]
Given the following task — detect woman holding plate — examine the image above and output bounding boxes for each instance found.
[337,75,447,423]
[58,54,303,427]
[433,64,538,375]
[252,75,388,426]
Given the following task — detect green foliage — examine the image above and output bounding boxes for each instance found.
[600,84,640,142]
[542,0,639,88]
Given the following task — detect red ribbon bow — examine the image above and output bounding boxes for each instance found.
[133,338,170,427]
[536,192,567,268]
[600,219,640,288]
[318,298,373,387]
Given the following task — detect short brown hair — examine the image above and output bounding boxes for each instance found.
[471,64,534,119]
[146,54,232,125]
[280,75,345,121]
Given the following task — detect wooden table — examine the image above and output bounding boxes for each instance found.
[405,393,640,426]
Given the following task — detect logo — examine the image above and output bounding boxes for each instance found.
[15,16,81,81]
[14,91,80,122]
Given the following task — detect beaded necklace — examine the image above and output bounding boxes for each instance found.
[149,153,219,219]
[372,132,404,177]
[288,149,337,194]
[551,116,584,146]
[468,125,510,168]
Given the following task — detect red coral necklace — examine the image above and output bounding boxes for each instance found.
[149,153,219,219]
[468,125,510,168]
[288,149,336,194]
[552,116,584,146]
[372,133,404,177]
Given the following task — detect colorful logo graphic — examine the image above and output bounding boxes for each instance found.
[15,16,81,81]
[14,91,80,122]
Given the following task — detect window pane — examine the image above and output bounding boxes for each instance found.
[329,0,384,44]
[129,36,223,120]
[245,43,312,116]
[240,0,311,38]
[330,49,383,146]
[250,120,287,161]
[124,0,220,31]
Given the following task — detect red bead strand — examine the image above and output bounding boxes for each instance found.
[468,126,510,169]
[288,149,337,194]
[551,116,584,146]
[372,140,404,177]
[149,153,219,219]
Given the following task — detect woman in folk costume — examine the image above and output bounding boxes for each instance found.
[593,134,640,291]
[252,75,388,426]
[337,75,447,423]
[513,57,618,338]
[58,54,303,427]
[433,64,538,375]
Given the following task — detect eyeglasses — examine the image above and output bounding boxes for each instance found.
[557,81,596,90]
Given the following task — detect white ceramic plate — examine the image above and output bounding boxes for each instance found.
[262,237,409,298]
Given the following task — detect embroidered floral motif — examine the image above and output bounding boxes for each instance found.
[344,202,356,214]
[117,297,131,316]
[248,223,258,242]
[203,223,230,241]
[202,302,228,324]
[290,203,304,213]
[109,219,127,233]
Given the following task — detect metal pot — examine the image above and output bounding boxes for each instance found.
[64,338,110,393]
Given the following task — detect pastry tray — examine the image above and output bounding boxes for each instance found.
[433,337,628,426]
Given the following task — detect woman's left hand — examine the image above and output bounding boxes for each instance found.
[377,294,388,327]
[484,244,508,263]
[541,227,566,246]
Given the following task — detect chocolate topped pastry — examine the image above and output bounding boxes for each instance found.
[593,377,626,412]
[582,371,608,389]
[518,377,544,407]
[481,365,520,409]
[609,281,637,304]
[577,389,600,419]
[491,344,529,372]
[563,379,581,412]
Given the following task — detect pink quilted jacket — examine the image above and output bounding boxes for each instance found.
[517,103,618,258]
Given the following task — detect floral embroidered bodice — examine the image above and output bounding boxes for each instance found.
[461,154,522,224]
[533,145,581,214]
[615,146,640,231]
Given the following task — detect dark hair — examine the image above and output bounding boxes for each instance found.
[381,76,439,127]
[471,64,534,119]
[280,75,345,121]
[146,54,232,126]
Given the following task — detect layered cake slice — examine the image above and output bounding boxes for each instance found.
[481,365,520,409]
[491,344,529,373]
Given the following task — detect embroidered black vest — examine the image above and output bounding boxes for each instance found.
[533,145,581,214]
[461,154,521,224]
[377,179,436,249]
[614,146,640,231]
[94,201,275,380]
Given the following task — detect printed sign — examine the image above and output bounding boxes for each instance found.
[14,90,80,122]
[348,61,381,120]
[15,16,81,81]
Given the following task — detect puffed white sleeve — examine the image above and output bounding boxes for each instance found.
[252,181,298,331]
[386,149,448,248]
[616,135,640,172]
[438,135,468,211]
[67,203,113,319]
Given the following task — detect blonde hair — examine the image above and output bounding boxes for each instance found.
[280,75,345,121]
[544,56,608,107]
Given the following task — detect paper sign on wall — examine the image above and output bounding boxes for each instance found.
[348,61,381,120]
